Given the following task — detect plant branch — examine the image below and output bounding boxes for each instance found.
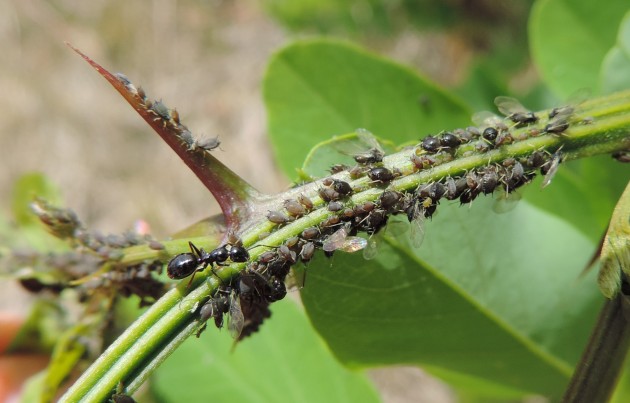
[60,90,630,402]
[66,43,261,231]
[562,276,630,403]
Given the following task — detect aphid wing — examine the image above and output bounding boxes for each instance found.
[492,191,521,214]
[409,218,425,248]
[494,96,527,115]
[363,232,383,260]
[228,295,244,339]
[332,136,371,156]
[356,128,384,153]
[550,108,574,120]
[541,168,557,188]
[551,89,590,119]
[340,237,368,253]
[323,227,348,252]
[542,159,560,188]
[472,111,502,127]
[386,219,409,236]
[566,88,591,106]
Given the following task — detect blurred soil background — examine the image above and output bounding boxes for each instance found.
[0,1,535,401]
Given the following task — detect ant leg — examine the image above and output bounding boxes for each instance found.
[186,263,207,289]
[188,241,202,258]
[210,263,228,285]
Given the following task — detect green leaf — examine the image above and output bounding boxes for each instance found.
[3,173,69,252]
[262,0,459,34]
[301,132,397,178]
[151,299,380,403]
[300,198,601,398]
[40,323,90,402]
[20,371,48,403]
[263,39,471,178]
[529,0,629,98]
[455,62,510,113]
[8,300,65,353]
[597,181,630,298]
[600,11,630,94]
[18,320,92,402]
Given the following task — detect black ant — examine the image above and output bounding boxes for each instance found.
[167,239,250,287]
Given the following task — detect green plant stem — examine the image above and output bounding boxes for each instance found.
[562,279,630,403]
[60,91,630,402]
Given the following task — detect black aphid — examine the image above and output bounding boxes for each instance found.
[199,287,231,331]
[325,215,344,229]
[527,151,548,168]
[459,190,477,204]
[450,177,468,200]
[495,131,513,146]
[368,167,395,184]
[440,132,461,149]
[428,182,446,201]
[362,210,388,235]
[329,164,349,174]
[379,190,403,211]
[503,161,528,192]
[421,198,437,218]
[332,180,353,196]
[258,251,277,264]
[300,242,316,263]
[480,167,499,194]
[354,149,384,164]
[319,187,340,202]
[353,201,376,215]
[284,199,306,217]
[301,227,320,240]
[544,119,569,135]
[298,194,314,210]
[508,112,538,126]
[482,127,499,143]
[420,136,441,153]
[328,201,344,212]
[267,210,292,224]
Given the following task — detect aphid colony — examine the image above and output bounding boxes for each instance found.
[23,199,167,305]
[113,73,221,153]
[166,95,622,341]
[168,154,561,341]
[412,99,574,166]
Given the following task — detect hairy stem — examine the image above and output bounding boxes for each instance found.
[60,90,630,402]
